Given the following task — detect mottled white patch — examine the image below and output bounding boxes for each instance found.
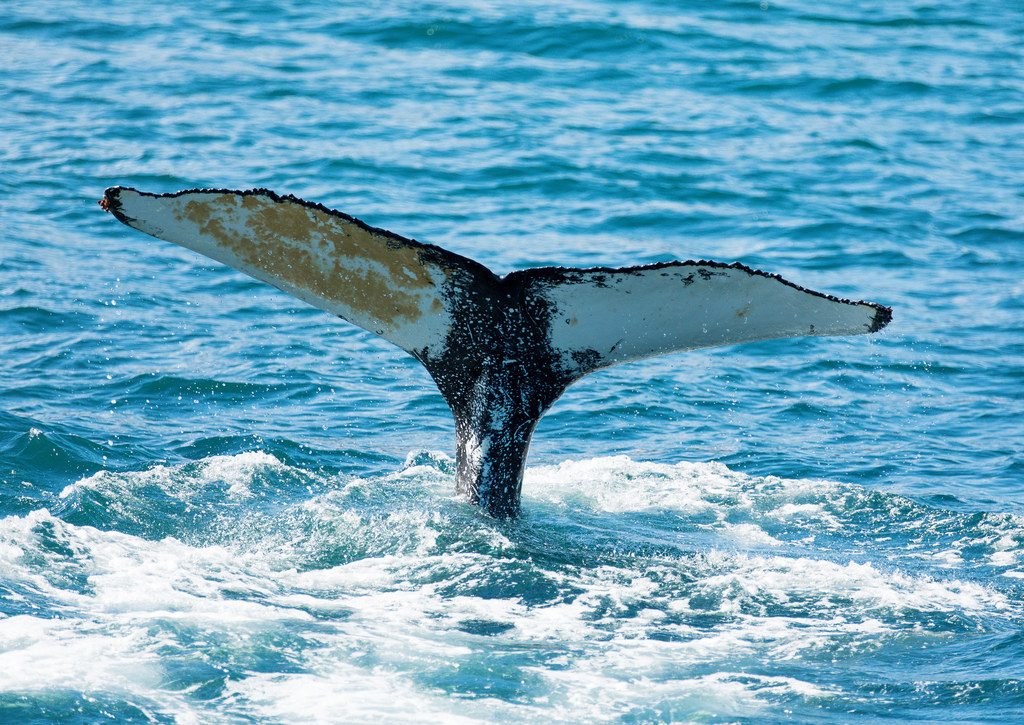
[532,265,881,375]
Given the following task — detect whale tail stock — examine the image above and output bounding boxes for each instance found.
[101,187,892,518]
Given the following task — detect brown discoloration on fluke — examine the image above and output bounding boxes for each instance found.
[173,192,443,330]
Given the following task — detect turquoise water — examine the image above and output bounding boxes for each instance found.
[2,0,1023,722]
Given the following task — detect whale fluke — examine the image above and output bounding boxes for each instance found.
[101,186,892,518]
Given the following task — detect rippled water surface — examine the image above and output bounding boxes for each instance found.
[2,1,1023,722]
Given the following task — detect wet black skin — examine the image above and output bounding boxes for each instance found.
[417,268,574,519]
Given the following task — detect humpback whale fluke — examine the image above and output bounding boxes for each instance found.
[101,186,892,518]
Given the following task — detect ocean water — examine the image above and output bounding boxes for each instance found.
[2,0,1023,722]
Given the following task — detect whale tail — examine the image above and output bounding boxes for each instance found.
[102,187,891,518]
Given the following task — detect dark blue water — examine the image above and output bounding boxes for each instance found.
[2,1,1023,722]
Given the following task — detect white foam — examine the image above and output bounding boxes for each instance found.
[692,554,1009,616]
[227,668,486,724]
[989,533,1020,567]
[4,454,1022,723]
[525,456,732,515]
[60,450,290,507]
[525,456,846,530]
[396,449,455,482]
[0,614,164,693]
[722,522,782,546]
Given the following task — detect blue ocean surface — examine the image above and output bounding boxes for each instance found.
[2,0,1023,722]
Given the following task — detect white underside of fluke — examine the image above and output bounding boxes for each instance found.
[524,264,885,375]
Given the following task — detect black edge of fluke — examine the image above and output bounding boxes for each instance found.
[509,259,894,325]
[99,186,122,216]
[100,186,143,229]
[869,305,893,333]
[99,186,496,280]
[100,184,894,519]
